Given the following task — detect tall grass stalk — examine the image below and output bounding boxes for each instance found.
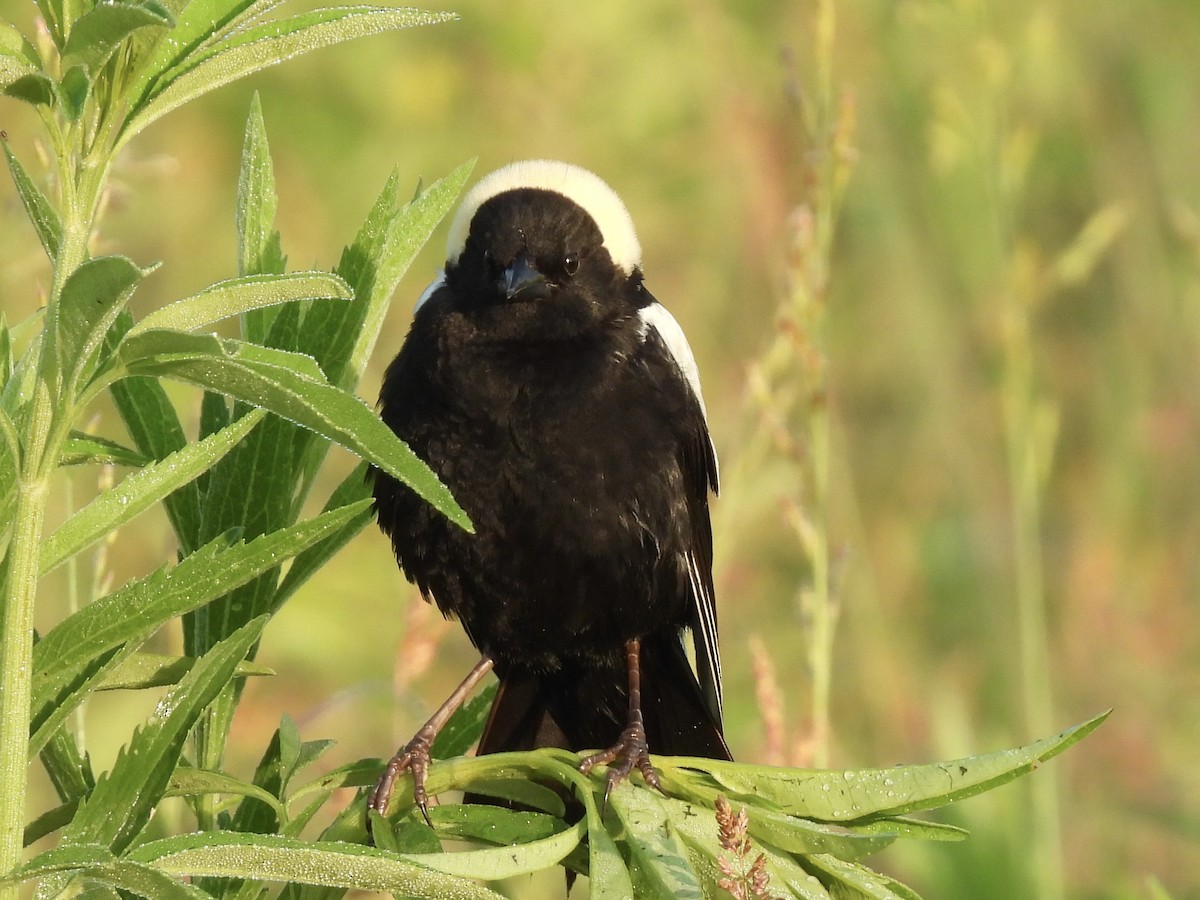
[1000,292,1063,900]
[739,0,856,768]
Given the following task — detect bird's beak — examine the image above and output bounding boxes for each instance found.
[503,252,552,301]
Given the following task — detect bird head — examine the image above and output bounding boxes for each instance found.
[429,161,648,343]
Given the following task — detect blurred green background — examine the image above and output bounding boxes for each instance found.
[3,0,1198,897]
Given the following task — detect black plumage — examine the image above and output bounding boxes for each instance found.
[369,161,730,818]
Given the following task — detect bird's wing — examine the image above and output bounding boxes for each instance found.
[637,300,723,725]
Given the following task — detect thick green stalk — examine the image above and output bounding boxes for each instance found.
[0,400,53,898]
[0,126,103,896]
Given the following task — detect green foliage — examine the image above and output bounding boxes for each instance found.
[0,0,470,895]
[0,0,1110,896]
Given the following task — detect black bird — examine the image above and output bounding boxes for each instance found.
[369,160,731,820]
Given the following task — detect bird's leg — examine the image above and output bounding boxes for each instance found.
[579,638,663,800]
[368,655,495,829]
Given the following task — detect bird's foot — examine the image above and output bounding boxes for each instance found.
[579,719,663,802]
[368,727,436,833]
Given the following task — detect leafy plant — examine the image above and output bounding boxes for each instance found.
[0,1,1110,897]
[0,0,473,896]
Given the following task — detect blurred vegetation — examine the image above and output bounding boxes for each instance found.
[2,0,1196,897]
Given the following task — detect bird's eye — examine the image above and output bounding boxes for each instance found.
[563,253,580,277]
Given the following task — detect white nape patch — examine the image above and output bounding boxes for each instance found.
[637,302,708,420]
[444,160,643,275]
[414,270,445,313]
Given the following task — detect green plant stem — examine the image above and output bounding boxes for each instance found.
[0,454,51,898]
[1004,331,1062,900]
[0,116,104,896]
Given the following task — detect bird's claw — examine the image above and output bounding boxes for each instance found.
[579,720,663,804]
[368,730,436,837]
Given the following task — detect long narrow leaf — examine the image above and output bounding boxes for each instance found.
[30,638,147,758]
[272,461,373,608]
[3,143,62,260]
[129,272,352,336]
[107,372,201,549]
[342,159,474,386]
[31,501,370,723]
[127,833,503,899]
[236,91,280,287]
[95,652,273,691]
[58,431,152,467]
[61,617,268,853]
[73,861,214,899]
[118,330,470,529]
[658,711,1109,822]
[166,766,287,821]
[121,7,455,146]
[122,0,280,115]
[40,408,266,575]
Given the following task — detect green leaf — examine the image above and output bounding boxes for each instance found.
[236,92,280,288]
[3,142,62,260]
[329,158,475,390]
[803,853,914,899]
[39,717,96,803]
[0,23,40,90]
[61,1,173,71]
[13,851,214,900]
[40,408,266,575]
[453,776,567,817]
[658,797,831,900]
[430,681,498,760]
[404,817,585,880]
[61,617,268,853]
[121,7,456,146]
[165,765,287,821]
[608,784,704,900]
[129,272,352,336]
[426,805,567,846]
[30,502,370,729]
[55,255,145,394]
[3,71,55,106]
[0,406,18,480]
[127,833,504,899]
[23,797,80,846]
[659,711,1110,822]
[59,65,90,121]
[272,461,373,608]
[95,651,274,691]
[102,307,204,547]
[842,816,967,842]
[4,844,114,885]
[117,330,470,529]
[30,639,146,759]
[123,0,280,115]
[59,431,153,467]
